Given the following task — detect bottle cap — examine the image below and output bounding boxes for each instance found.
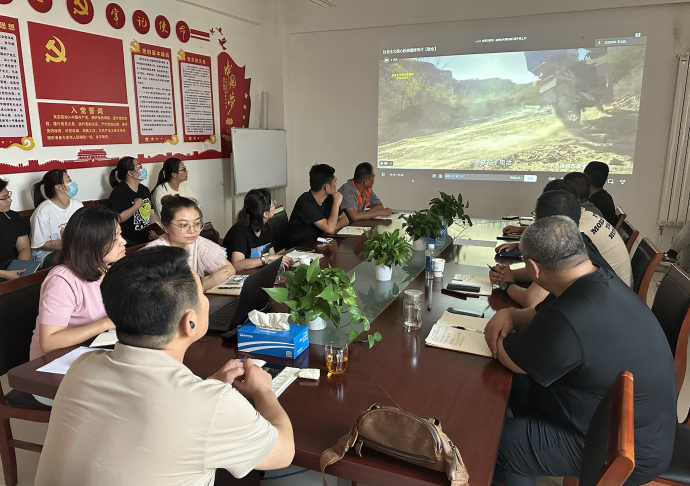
[428,244,435,249]
[404,289,423,302]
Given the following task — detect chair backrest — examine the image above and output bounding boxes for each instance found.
[578,371,635,486]
[200,222,220,244]
[269,207,289,253]
[630,238,662,301]
[614,207,627,230]
[0,268,50,375]
[651,264,690,396]
[616,220,639,254]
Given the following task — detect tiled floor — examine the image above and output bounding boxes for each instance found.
[3,273,689,486]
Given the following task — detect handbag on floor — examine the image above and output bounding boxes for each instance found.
[320,403,470,486]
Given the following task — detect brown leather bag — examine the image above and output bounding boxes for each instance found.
[320,403,470,486]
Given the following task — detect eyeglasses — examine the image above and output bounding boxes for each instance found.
[177,167,188,172]
[170,221,204,233]
[0,191,12,201]
[132,163,143,170]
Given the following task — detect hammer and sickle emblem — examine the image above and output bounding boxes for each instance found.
[73,0,89,16]
[177,49,185,61]
[45,36,66,63]
[129,39,140,53]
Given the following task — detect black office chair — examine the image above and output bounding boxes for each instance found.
[0,270,52,486]
[269,207,289,252]
[199,222,220,244]
[617,220,639,255]
[630,238,662,302]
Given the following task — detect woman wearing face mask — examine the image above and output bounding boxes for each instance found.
[151,157,196,219]
[30,169,83,267]
[30,206,127,360]
[109,156,158,246]
[146,197,235,290]
[0,178,31,280]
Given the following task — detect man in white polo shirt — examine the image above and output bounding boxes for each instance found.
[35,246,294,486]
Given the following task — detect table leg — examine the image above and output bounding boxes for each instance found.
[214,469,260,485]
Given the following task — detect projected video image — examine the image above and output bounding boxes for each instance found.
[377,45,646,174]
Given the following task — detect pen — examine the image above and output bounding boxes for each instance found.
[452,326,484,334]
[487,263,495,272]
[447,307,484,318]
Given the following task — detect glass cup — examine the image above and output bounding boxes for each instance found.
[403,289,423,330]
[325,341,348,375]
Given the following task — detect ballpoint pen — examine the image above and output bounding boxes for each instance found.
[452,326,484,334]
[487,263,495,271]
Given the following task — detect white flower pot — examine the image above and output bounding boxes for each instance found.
[306,316,326,331]
[375,264,393,281]
[412,238,426,251]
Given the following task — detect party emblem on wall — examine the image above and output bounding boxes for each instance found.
[44,36,66,63]
[68,0,94,24]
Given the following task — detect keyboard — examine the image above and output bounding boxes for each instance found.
[208,299,239,332]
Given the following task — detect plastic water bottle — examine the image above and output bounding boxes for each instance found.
[425,243,436,280]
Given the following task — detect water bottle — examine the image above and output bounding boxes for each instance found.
[425,243,436,280]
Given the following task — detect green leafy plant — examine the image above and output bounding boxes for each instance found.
[359,228,412,268]
[429,191,473,228]
[263,260,382,348]
[402,209,444,241]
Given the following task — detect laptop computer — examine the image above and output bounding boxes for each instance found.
[207,257,283,333]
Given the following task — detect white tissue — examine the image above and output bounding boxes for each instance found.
[297,368,320,380]
[317,237,333,244]
[247,310,291,330]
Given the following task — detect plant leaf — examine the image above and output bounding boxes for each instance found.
[368,335,375,348]
[373,332,382,342]
[263,286,289,303]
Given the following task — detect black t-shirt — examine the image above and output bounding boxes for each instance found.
[222,223,273,259]
[288,191,342,247]
[582,233,612,274]
[0,210,25,262]
[588,189,617,227]
[503,267,676,484]
[109,183,152,244]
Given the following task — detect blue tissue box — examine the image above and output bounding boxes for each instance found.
[237,324,309,359]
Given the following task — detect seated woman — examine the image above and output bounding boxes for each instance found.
[146,197,235,290]
[29,206,126,360]
[30,169,83,267]
[222,188,292,271]
[0,178,31,280]
[108,156,158,246]
[151,157,196,219]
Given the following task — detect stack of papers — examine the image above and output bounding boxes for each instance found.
[450,274,494,296]
[425,311,491,358]
[338,226,367,236]
[38,347,108,375]
[89,329,118,348]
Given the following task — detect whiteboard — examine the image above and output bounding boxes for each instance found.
[231,128,287,194]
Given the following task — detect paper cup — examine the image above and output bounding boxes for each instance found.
[299,255,312,266]
[432,258,445,278]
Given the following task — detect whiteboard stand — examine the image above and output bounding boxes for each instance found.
[230,128,288,195]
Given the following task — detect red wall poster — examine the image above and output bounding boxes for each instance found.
[0,16,33,151]
[178,50,214,143]
[217,52,245,156]
[38,103,131,146]
[131,41,177,144]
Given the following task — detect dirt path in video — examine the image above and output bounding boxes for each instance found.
[377,100,638,174]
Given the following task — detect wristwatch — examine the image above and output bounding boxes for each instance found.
[501,281,515,291]
[260,255,267,265]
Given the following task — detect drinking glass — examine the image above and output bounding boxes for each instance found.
[325,341,348,375]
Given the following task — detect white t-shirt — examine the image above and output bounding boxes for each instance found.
[580,208,633,287]
[30,198,83,263]
[151,182,196,219]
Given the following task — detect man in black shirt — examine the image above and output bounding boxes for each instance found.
[584,161,618,227]
[288,164,348,247]
[487,216,676,486]
[0,179,31,280]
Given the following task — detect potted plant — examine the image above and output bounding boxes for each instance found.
[429,191,473,229]
[359,228,412,281]
[402,209,443,250]
[263,260,382,347]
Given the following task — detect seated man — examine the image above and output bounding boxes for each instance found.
[35,247,294,486]
[487,216,676,486]
[491,189,615,308]
[288,163,348,247]
[584,161,618,227]
[562,171,604,217]
[338,162,392,221]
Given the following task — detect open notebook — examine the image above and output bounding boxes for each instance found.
[425,311,492,358]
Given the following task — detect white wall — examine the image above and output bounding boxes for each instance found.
[0,0,285,237]
[280,1,690,246]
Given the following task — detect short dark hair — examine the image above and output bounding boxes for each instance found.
[160,196,203,226]
[542,179,578,199]
[0,178,7,193]
[58,206,120,282]
[583,161,609,188]
[520,216,588,272]
[309,164,336,192]
[353,162,374,183]
[101,246,200,349]
[563,172,591,201]
[535,190,582,224]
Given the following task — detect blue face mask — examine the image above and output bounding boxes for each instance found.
[138,167,148,180]
[65,181,78,198]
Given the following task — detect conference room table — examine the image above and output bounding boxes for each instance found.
[8,216,520,486]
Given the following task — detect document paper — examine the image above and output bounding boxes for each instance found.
[337,226,367,236]
[37,347,108,375]
[425,311,492,358]
[451,274,494,296]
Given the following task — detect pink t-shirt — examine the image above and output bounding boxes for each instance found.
[145,234,227,277]
[30,265,106,360]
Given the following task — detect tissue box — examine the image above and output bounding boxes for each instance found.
[237,324,309,359]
